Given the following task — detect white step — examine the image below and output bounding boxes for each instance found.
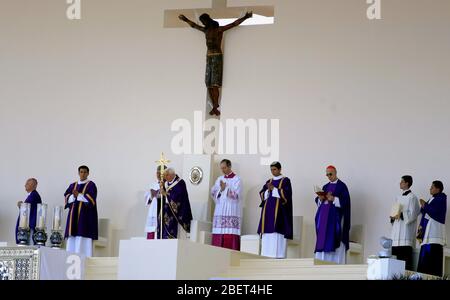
[226,264,367,275]
[85,257,118,280]
[86,257,118,266]
[238,258,317,268]
[218,273,367,280]
[222,260,368,280]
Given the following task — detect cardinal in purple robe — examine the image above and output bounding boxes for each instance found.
[314,165,351,264]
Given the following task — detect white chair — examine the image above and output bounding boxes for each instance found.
[93,218,112,257]
[287,216,303,258]
[347,224,364,264]
[190,220,212,244]
[198,231,212,245]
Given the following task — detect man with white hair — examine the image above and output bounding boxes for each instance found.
[158,168,193,239]
[15,178,42,245]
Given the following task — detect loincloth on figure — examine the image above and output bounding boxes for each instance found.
[205,53,223,88]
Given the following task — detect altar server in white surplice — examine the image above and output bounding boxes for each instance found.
[210,159,242,251]
[390,175,420,270]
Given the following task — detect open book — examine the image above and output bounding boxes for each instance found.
[314,185,326,197]
[390,203,402,218]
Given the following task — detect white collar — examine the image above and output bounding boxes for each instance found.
[223,172,236,179]
[329,179,338,184]
[168,176,177,185]
[273,175,283,180]
[27,192,32,196]
[78,179,89,184]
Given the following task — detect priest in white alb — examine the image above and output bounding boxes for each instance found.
[389,175,420,270]
[144,165,166,239]
[210,159,242,250]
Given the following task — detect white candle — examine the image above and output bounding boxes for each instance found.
[38,216,45,229]
[19,213,27,228]
[53,216,61,230]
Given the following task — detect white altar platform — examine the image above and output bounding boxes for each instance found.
[117,238,262,280]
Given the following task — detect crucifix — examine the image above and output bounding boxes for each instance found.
[179,11,252,116]
[155,152,170,239]
[164,0,274,118]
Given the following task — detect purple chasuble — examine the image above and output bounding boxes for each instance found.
[64,181,99,240]
[417,192,447,242]
[257,177,293,239]
[314,180,351,252]
[157,176,193,239]
[315,183,337,251]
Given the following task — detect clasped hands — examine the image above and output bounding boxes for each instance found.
[419,199,426,208]
[318,192,335,202]
[70,190,87,203]
[220,180,227,192]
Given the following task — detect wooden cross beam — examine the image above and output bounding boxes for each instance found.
[163,0,274,28]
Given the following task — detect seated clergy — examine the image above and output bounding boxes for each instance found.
[417,180,447,277]
[314,165,351,264]
[390,175,420,270]
[257,162,293,258]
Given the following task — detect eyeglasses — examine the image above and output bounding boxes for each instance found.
[326,173,333,176]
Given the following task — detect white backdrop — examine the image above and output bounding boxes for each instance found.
[1,0,449,258]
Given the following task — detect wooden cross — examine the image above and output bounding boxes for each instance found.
[164,0,274,29]
[163,0,274,153]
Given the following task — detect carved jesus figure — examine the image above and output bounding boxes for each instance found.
[179,12,253,116]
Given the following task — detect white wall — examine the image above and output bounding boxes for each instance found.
[1,0,449,259]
